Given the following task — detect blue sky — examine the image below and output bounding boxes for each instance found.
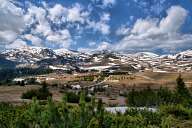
[0,0,192,54]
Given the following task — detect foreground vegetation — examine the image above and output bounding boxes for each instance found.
[1,94,192,128]
[1,75,192,127]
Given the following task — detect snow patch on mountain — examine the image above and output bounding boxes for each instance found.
[134,52,159,58]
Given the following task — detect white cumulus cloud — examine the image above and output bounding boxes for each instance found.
[67,3,89,24]
[159,6,188,33]
[24,34,43,47]
[46,29,72,48]
[78,41,111,52]
[114,6,190,53]
[116,25,130,36]
[87,12,111,35]
[48,4,67,23]
[97,41,111,50]
[89,42,96,47]
[6,39,27,49]
[0,0,25,44]
[25,4,73,49]
[102,0,116,7]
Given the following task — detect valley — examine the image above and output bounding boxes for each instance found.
[1,46,192,105]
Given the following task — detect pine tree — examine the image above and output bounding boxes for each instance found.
[90,96,96,117]
[17,97,42,128]
[128,88,136,106]
[20,80,25,86]
[97,99,104,128]
[176,74,191,98]
[87,117,99,128]
[60,95,71,128]
[79,91,88,128]
[41,97,62,128]
[161,115,173,128]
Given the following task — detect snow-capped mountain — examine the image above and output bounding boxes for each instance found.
[54,48,90,60]
[175,50,192,60]
[134,52,159,58]
[0,47,161,64]
[54,48,78,56]
[159,50,192,60]
[1,46,57,63]
[0,47,92,71]
[1,46,192,72]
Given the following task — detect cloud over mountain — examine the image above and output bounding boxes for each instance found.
[0,0,192,54]
[114,6,191,53]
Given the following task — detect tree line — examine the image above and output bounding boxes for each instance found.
[0,67,53,84]
[127,75,192,107]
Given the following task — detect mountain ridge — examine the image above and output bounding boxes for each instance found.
[1,46,192,72]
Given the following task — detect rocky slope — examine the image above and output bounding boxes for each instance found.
[1,47,192,72]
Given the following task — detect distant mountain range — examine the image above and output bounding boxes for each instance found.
[0,46,192,72]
